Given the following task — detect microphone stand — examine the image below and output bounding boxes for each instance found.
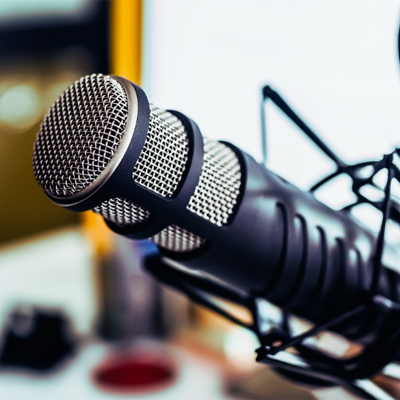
[143,88,400,400]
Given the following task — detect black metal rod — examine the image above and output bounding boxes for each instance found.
[260,88,268,167]
[310,169,342,192]
[178,282,254,330]
[266,304,365,355]
[145,256,251,307]
[370,156,394,295]
[262,86,347,169]
[145,256,255,330]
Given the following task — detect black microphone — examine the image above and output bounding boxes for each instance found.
[32,73,397,345]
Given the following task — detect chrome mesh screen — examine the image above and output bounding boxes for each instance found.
[187,139,242,226]
[93,198,151,227]
[33,74,128,197]
[150,225,206,252]
[132,106,189,197]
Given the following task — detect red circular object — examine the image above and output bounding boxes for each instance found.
[93,355,176,394]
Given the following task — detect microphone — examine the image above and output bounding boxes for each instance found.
[32,73,397,345]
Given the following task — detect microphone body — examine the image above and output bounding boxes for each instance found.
[33,74,395,345]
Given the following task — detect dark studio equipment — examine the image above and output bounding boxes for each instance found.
[32,74,400,399]
[0,307,76,371]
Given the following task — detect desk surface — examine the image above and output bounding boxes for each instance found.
[0,342,231,400]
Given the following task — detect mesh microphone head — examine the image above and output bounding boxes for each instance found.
[33,74,129,197]
[33,73,242,252]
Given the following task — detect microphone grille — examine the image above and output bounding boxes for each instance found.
[92,198,205,253]
[187,139,241,226]
[33,74,128,197]
[132,106,189,198]
[150,225,206,252]
[93,197,151,227]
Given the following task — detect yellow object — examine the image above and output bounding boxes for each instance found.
[82,0,143,253]
[111,0,143,82]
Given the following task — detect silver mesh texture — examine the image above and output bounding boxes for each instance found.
[33,74,128,197]
[150,225,206,252]
[187,139,241,226]
[132,106,189,197]
[93,198,151,227]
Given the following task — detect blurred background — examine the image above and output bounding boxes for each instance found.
[0,0,400,399]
